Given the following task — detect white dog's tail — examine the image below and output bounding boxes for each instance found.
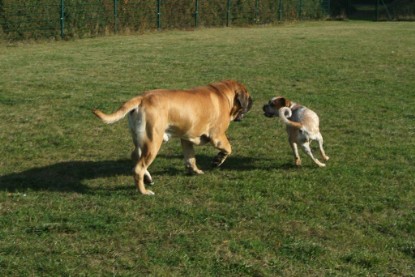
[279,107,303,129]
[93,96,142,124]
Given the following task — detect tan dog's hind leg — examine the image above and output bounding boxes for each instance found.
[131,143,153,185]
[181,139,204,175]
[211,134,232,167]
[133,132,164,195]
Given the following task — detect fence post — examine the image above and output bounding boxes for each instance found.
[60,0,65,38]
[376,0,379,21]
[278,0,283,21]
[255,0,259,22]
[226,0,231,27]
[321,0,330,17]
[194,0,199,28]
[327,0,330,16]
[157,0,161,30]
[114,0,118,33]
[298,0,303,20]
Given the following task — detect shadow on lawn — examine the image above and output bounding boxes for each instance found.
[0,155,273,193]
[0,159,132,193]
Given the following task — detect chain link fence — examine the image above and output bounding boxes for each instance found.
[330,0,415,21]
[0,0,330,40]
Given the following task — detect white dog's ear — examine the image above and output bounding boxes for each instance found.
[274,97,291,108]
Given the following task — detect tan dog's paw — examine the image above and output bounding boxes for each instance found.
[144,175,154,185]
[212,152,228,167]
[323,155,330,161]
[143,189,155,196]
[193,169,204,175]
[187,168,204,175]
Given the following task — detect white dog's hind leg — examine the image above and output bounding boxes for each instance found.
[301,141,326,167]
[316,133,329,161]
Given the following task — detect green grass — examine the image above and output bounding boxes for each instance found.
[1,21,414,276]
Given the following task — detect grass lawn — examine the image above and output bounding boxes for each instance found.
[0,21,414,276]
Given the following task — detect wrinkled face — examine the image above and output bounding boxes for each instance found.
[262,97,287,118]
[232,84,253,122]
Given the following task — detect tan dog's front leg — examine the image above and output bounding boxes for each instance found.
[211,134,232,167]
[181,139,204,175]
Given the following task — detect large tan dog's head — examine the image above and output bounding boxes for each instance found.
[262,96,291,118]
[210,80,253,122]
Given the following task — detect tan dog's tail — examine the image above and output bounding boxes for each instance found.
[279,107,303,129]
[93,96,142,124]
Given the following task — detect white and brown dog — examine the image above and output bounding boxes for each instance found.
[262,96,329,167]
[93,80,253,195]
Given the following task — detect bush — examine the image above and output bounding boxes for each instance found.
[0,0,331,40]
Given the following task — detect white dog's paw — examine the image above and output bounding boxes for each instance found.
[316,161,326,167]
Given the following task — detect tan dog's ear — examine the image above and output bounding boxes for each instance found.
[235,87,253,113]
[232,84,253,121]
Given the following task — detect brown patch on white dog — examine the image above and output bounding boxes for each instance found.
[93,80,253,195]
[262,96,329,167]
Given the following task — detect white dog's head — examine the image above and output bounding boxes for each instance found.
[262,96,292,118]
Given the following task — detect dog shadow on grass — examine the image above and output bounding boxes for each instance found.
[0,159,133,193]
[0,155,276,193]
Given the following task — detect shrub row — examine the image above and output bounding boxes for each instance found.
[0,0,328,40]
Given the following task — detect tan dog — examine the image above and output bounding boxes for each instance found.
[262,96,329,167]
[93,80,253,195]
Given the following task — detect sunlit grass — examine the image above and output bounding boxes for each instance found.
[0,21,414,276]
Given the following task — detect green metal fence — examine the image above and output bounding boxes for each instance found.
[0,0,330,40]
[330,0,415,20]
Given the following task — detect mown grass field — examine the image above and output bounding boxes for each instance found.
[0,21,414,276]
